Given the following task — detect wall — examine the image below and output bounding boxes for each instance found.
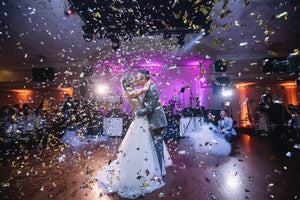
[234,81,299,127]
[0,88,73,111]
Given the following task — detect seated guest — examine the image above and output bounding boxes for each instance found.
[214,110,237,142]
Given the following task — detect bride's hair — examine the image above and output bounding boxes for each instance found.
[121,73,135,92]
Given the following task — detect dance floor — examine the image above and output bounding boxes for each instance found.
[1,132,299,200]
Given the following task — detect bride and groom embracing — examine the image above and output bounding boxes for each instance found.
[97,69,172,199]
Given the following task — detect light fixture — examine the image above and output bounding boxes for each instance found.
[80,65,94,78]
[123,33,132,42]
[95,28,106,40]
[222,88,232,97]
[177,33,185,48]
[110,35,120,51]
[64,5,76,16]
[225,101,231,106]
[82,24,93,41]
[163,32,171,39]
[96,84,108,95]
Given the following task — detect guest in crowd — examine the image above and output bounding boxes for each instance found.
[213,110,237,142]
[60,94,74,117]
[13,104,20,115]
[22,103,29,116]
[287,104,298,116]
[60,94,74,126]
[261,93,293,153]
[254,102,269,136]
[0,106,12,138]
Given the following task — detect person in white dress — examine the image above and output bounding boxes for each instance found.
[96,73,172,199]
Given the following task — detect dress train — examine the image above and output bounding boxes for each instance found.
[96,116,172,199]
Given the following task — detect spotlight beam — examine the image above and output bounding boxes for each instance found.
[181,33,204,52]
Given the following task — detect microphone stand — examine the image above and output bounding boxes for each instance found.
[182,88,201,137]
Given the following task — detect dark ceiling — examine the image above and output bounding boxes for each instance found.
[0,0,299,76]
[68,0,213,39]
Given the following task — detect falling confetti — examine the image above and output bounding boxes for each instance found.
[219,9,232,18]
[276,11,288,19]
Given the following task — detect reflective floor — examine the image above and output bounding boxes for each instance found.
[1,133,299,200]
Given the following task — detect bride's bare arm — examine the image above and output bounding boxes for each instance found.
[126,80,154,98]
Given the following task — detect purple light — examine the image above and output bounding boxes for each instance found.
[141,61,163,67]
[92,51,214,109]
[183,60,201,66]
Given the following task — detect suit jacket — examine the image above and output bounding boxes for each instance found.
[136,84,167,130]
[217,117,237,135]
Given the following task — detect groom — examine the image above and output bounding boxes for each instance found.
[213,110,237,142]
[135,69,168,174]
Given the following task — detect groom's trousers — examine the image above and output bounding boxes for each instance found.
[151,127,165,174]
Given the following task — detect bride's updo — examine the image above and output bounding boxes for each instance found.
[121,73,135,92]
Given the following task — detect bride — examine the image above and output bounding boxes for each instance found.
[96,73,172,199]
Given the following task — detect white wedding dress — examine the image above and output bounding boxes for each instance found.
[96,96,172,199]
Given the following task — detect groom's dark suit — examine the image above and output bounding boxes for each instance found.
[136,84,167,173]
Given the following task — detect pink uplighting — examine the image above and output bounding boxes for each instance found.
[141,61,163,67]
[93,51,213,109]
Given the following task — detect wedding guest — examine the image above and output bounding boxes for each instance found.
[262,93,292,153]
[254,102,269,136]
[60,94,74,127]
[214,110,237,142]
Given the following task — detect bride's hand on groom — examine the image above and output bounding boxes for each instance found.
[144,80,154,90]
[148,79,154,85]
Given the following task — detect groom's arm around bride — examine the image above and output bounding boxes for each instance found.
[135,70,167,132]
[135,84,167,130]
[135,69,168,174]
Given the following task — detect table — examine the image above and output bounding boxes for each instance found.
[103,117,123,136]
[179,117,203,137]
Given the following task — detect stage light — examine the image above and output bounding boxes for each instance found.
[123,33,132,42]
[80,65,94,78]
[215,60,227,72]
[82,24,94,42]
[177,33,185,48]
[96,84,108,94]
[202,19,212,36]
[95,28,106,40]
[222,89,232,97]
[225,101,230,106]
[64,10,72,16]
[64,5,76,16]
[274,98,283,104]
[288,52,300,73]
[163,32,171,39]
[110,35,120,51]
